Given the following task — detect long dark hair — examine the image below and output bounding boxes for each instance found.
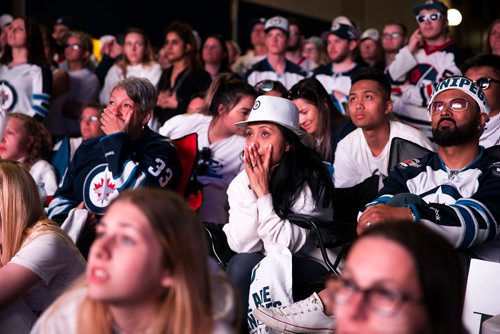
[270,125,334,219]
[288,77,346,162]
[359,223,467,334]
[0,16,48,67]
[165,21,201,70]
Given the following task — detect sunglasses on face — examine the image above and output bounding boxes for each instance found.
[65,43,83,50]
[416,12,442,24]
[428,97,469,115]
[474,77,500,90]
[382,32,403,39]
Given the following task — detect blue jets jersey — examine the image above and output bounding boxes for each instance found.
[365,146,500,261]
[48,126,181,220]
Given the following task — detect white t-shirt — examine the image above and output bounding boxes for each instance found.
[160,113,245,224]
[29,160,58,198]
[334,120,435,188]
[99,63,162,104]
[9,232,86,314]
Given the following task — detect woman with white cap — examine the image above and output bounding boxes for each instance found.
[223,95,335,333]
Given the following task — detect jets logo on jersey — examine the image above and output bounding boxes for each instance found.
[409,64,438,85]
[83,164,121,215]
[0,80,18,111]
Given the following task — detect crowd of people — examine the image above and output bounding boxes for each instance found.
[0,0,499,332]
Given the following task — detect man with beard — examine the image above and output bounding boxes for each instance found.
[358,76,500,263]
[314,17,364,115]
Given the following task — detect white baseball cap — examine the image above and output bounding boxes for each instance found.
[264,16,289,34]
[0,14,13,30]
[361,28,380,42]
[235,95,304,137]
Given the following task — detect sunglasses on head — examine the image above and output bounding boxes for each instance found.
[416,12,442,24]
[474,77,500,90]
[255,80,276,92]
[428,97,469,115]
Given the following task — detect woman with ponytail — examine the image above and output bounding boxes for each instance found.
[159,73,257,224]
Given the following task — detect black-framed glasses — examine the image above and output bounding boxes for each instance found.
[334,277,421,317]
[428,97,469,115]
[79,115,99,122]
[382,32,403,39]
[474,77,500,90]
[416,12,442,24]
[65,43,82,50]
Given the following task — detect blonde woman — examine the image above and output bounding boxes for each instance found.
[99,28,161,105]
[0,161,85,332]
[33,188,239,334]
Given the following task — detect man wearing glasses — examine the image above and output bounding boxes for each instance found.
[381,21,407,67]
[462,54,500,147]
[358,76,500,263]
[386,0,471,139]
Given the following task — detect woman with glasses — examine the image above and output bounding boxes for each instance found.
[0,16,51,121]
[288,77,354,163]
[99,28,161,107]
[159,73,257,225]
[333,222,466,334]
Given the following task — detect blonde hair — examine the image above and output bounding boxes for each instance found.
[0,161,70,265]
[117,28,156,78]
[76,188,214,334]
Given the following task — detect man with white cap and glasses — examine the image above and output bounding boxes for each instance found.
[245,16,306,89]
[252,76,500,334]
[314,17,364,115]
[358,76,500,262]
[386,0,471,138]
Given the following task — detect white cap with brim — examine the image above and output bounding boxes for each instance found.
[264,16,289,34]
[235,95,304,137]
[429,76,491,115]
[0,14,13,30]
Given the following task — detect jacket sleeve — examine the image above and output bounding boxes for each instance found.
[99,132,181,190]
[31,66,52,120]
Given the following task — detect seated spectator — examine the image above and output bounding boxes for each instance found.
[155,21,212,126]
[99,28,161,105]
[461,54,500,147]
[255,223,467,334]
[288,77,354,163]
[51,103,104,181]
[381,21,407,67]
[225,39,241,69]
[334,67,433,189]
[0,16,51,120]
[0,161,85,332]
[358,28,385,70]
[32,188,239,334]
[357,76,500,263]
[160,74,257,224]
[301,36,329,72]
[202,34,232,79]
[231,17,267,76]
[223,95,335,333]
[0,113,57,200]
[48,78,181,257]
[186,92,206,114]
[484,19,500,56]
